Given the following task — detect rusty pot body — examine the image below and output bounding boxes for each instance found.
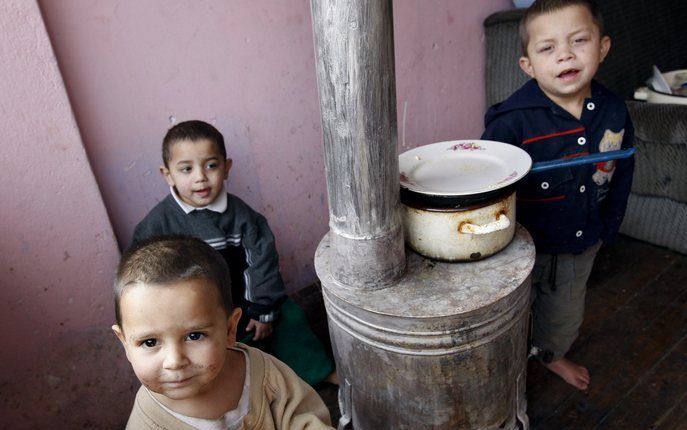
[403,192,516,261]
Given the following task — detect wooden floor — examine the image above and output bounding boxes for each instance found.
[298,234,687,429]
[526,235,687,430]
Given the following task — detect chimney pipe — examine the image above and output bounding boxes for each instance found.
[310,0,405,289]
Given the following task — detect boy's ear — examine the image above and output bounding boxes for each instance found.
[226,307,242,346]
[599,36,611,63]
[519,56,535,78]
[223,158,233,181]
[112,324,131,361]
[159,165,175,187]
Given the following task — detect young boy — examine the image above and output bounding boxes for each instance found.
[131,120,336,386]
[113,236,333,429]
[481,0,634,390]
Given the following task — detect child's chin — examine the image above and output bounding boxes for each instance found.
[157,386,197,401]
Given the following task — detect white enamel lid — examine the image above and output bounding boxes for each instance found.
[399,140,532,196]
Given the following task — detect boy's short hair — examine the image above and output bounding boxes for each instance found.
[162,120,227,167]
[114,235,233,327]
[519,0,605,55]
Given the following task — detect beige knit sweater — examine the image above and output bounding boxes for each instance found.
[124,343,333,430]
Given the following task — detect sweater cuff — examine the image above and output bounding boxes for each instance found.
[245,302,282,323]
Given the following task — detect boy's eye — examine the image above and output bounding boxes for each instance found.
[574,37,588,44]
[206,162,218,169]
[538,45,552,53]
[180,166,192,173]
[187,332,205,341]
[141,339,157,348]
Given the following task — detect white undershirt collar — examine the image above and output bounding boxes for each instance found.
[171,186,227,214]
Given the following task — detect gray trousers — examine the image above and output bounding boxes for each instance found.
[530,240,602,362]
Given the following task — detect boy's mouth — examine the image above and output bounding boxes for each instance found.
[194,188,211,198]
[164,376,193,387]
[557,68,580,80]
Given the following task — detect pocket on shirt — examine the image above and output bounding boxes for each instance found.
[517,168,576,239]
[517,167,573,202]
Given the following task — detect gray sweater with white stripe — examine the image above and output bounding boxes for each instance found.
[131,193,286,322]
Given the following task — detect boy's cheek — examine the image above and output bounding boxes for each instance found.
[129,355,158,385]
[136,375,161,393]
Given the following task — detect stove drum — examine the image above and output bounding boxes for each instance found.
[316,227,535,429]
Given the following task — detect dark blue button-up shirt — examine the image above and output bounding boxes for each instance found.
[481,79,635,254]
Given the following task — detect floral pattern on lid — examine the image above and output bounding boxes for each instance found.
[447,141,485,151]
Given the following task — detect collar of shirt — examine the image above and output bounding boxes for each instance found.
[489,79,608,119]
[170,187,228,214]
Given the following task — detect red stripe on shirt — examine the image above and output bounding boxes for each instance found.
[522,127,585,145]
[563,151,590,159]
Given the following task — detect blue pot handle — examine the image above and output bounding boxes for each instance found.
[530,148,635,173]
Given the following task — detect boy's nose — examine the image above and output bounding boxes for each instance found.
[163,345,189,370]
[557,48,574,62]
[194,170,208,182]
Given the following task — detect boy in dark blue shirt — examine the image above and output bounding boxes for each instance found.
[481,0,634,390]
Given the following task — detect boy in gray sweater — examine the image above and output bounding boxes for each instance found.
[132,120,336,386]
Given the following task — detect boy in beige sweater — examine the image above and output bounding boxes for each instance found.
[113,235,333,429]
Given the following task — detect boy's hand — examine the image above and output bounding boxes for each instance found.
[246,319,273,341]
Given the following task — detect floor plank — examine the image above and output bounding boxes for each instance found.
[654,390,687,430]
[538,280,687,428]
[597,331,687,429]
[530,239,687,429]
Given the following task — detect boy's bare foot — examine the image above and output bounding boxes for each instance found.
[542,358,590,390]
[325,371,339,386]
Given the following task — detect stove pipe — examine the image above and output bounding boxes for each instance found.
[310,0,405,289]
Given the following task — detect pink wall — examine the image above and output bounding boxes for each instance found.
[1,0,512,427]
[40,0,511,293]
[394,1,510,151]
[0,1,132,428]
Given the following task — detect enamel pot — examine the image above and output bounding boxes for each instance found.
[398,139,531,262]
[401,187,517,261]
[398,139,636,262]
